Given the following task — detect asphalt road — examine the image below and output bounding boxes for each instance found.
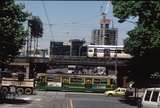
[0,91,137,108]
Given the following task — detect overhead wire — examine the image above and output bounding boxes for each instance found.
[41,0,54,40]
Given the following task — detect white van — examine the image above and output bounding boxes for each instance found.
[142,88,160,108]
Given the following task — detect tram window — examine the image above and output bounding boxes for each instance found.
[94,79,100,84]
[101,79,107,84]
[52,76,61,82]
[110,79,116,84]
[97,49,104,53]
[62,77,69,84]
[85,78,92,84]
[70,78,83,83]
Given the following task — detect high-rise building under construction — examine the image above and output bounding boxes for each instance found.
[91,13,118,45]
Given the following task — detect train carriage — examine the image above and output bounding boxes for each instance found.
[87,45,132,59]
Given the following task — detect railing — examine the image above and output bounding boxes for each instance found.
[13,56,129,66]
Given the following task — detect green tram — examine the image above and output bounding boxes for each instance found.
[37,74,116,93]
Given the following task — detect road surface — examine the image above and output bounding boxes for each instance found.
[0,91,137,108]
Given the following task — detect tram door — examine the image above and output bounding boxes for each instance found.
[93,49,97,57]
[62,77,69,87]
[37,74,47,86]
[85,78,92,89]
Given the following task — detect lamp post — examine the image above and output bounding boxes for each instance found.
[114,48,118,76]
[114,33,118,85]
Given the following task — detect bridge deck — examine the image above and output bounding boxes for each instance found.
[13,56,130,66]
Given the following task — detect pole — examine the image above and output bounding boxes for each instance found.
[115,27,118,85]
[115,45,118,85]
[33,37,36,57]
[26,24,29,57]
[29,35,32,57]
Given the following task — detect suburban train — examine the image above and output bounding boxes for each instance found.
[87,45,132,59]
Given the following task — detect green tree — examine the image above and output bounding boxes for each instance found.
[28,16,43,54]
[112,1,160,87]
[28,16,43,38]
[0,0,29,65]
[112,1,160,56]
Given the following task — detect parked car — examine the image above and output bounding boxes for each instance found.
[104,87,126,96]
[141,88,160,108]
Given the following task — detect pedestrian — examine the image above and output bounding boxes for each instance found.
[0,87,7,103]
[137,98,142,108]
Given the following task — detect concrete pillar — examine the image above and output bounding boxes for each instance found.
[123,76,128,88]
[26,66,30,79]
[107,78,111,85]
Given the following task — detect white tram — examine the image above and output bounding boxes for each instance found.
[87,45,132,59]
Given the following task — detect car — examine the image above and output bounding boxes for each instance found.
[104,87,126,96]
[141,88,160,108]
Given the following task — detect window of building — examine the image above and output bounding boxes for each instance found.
[104,31,110,37]
[151,91,159,102]
[101,24,103,28]
[144,90,152,101]
[105,24,109,29]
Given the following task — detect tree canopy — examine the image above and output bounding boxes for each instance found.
[112,1,160,87]
[28,16,43,38]
[112,1,160,56]
[0,0,29,64]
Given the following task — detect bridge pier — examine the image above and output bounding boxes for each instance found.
[10,62,30,78]
[26,66,30,79]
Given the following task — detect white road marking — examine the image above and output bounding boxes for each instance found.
[66,98,69,108]
[34,98,42,101]
[67,92,104,96]
[69,98,74,108]
[19,97,31,100]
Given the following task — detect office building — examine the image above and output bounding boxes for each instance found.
[69,39,85,56]
[50,41,70,56]
[91,13,118,45]
[50,39,87,56]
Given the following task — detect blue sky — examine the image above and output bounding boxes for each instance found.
[17,1,136,49]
